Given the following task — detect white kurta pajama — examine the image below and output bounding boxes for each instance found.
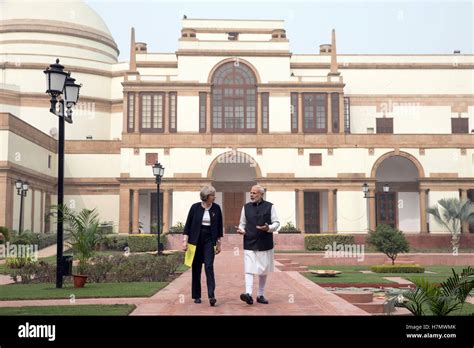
[239,205,280,275]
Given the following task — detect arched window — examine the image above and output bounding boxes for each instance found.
[211,61,257,132]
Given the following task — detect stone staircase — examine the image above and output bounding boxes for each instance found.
[333,290,412,316]
[275,257,308,272]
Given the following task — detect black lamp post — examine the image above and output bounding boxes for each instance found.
[152,162,165,255]
[15,179,29,235]
[44,59,81,288]
[363,182,389,199]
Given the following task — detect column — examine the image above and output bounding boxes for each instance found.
[327,189,335,233]
[122,92,128,134]
[40,190,44,233]
[461,189,469,233]
[0,175,13,230]
[297,189,305,233]
[369,189,376,231]
[119,187,131,233]
[163,189,170,233]
[298,93,303,133]
[31,189,35,233]
[206,93,211,133]
[327,93,332,134]
[419,189,428,234]
[132,189,139,234]
[44,193,51,233]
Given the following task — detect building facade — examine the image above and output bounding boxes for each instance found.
[1,0,473,236]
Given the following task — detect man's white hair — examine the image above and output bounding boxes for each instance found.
[252,185,265,194]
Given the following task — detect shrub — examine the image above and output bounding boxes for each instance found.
[98,221,114,235]
[11,230,39,246]
[367,224,410,265]
[11,261,56,284]
[5,256,36,269]
[168,222,185,234]
[128,234,166,252]
[304,234,356,251]
[37,233,59,250]
[371,264,425,273]
[82,255,118,283]
[101,234,129,251]
[278,222,301,234]
[0,226,10,244]
[113,254,169,282]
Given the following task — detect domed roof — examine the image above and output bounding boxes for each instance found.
[1,0,114,39]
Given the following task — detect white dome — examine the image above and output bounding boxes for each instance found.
[0,0,119,62]
[1,0,113,38]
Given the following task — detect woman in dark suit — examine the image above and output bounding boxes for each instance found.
[182,185,223,306]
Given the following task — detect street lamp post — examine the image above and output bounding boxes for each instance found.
[44,59,81,288]
[152,162,165,255]
[15,179,29,235]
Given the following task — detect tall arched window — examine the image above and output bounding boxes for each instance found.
[211,61,257,133]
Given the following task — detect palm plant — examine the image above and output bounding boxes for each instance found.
[54,205,103,275]
[427,198,472,250]
[396,266,474,316]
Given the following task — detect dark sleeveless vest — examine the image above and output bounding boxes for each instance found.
[243,200,274,251]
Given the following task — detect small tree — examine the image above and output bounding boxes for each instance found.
[427,198,472,251]
[367,224,409,265]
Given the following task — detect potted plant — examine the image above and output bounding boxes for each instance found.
[56,206,103,288]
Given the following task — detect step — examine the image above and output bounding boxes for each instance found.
[353,299,387,314]
[372,307,413,316]
[275,258,293,265]
[333,291,373,304]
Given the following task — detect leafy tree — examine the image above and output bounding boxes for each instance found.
[367,224,409,265]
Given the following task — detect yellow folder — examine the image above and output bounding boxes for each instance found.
[184,243,196,267]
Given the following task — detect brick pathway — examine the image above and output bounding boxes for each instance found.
[130,251,368,315]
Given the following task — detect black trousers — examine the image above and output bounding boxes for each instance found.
[191,226,215,299]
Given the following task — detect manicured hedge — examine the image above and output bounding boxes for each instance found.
[371,264,425,273]
[304,234,356,251]
[128,234,167,252]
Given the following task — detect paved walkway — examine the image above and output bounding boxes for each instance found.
[130,251,368,315]
[0,251,367,315]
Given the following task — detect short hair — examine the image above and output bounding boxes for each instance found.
[200,185,216,201]
[252,185,265,194]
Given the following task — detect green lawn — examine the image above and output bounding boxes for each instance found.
[305,265,473,284]
[0,304,136,316]
[0,282,168,301]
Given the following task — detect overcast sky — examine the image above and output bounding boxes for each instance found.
[84,0,473,61]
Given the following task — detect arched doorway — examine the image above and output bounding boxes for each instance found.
[373,154,422,232]
[208,151,260,233]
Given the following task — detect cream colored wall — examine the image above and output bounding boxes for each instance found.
[177,56,291,83]
[64,154,120,178]
[264,191,295,231]
[350,105,455,134]
[64,195,120,232]
[110,112,122,140]
[172,191,198,226]
[402,148,472,177]
[0,131,8,161]
[121,148,171,178]
[177,95,199,132]
[427,191,460,233]
[336,191,368,233]
[269,95,291,132]
[8,132,56,176]
[343,69,473,95]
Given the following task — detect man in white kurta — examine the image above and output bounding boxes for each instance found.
[237,185,280,305]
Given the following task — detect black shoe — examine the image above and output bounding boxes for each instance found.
[209,297,217,307]
[240,293,253,305]
[256,296,269,304]
[194,298,201,304]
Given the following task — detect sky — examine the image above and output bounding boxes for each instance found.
[85,0,473,61]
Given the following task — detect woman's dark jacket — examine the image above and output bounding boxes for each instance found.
[183,202,223,246]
